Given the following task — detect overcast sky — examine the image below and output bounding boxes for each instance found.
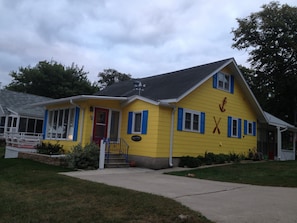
[0,0,295,87]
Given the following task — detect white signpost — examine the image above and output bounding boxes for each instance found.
[99,139,106,169]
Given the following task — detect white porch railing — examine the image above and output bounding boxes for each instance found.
[5,132,42,149]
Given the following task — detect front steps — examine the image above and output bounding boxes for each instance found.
[105,153,130,168]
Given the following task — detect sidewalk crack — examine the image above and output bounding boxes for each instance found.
[174,186,244,199]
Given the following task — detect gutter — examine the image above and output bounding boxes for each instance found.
[169,106,176,167]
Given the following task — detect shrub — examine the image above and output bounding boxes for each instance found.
[66,143,99,169]
[204,152,216,165]
[36,142,64,155]
[179,156,201,168]
[214,153,229,164]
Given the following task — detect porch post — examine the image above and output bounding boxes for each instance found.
[277,126,282,160]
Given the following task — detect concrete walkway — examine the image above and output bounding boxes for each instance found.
[62,168,297,223]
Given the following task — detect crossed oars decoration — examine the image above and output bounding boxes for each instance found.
[213,116,221,134]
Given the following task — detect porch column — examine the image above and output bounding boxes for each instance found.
[277,126,281,160]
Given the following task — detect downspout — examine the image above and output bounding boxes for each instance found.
[169,106,176,167]
[276,126,288,161]
[70,99,84,144]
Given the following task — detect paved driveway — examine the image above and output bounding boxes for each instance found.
[62,168,297,223]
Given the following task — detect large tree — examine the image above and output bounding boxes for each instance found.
[232,2,297,124]
[6,60,98,98]
[98,68,131,90]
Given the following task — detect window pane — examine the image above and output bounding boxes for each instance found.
[224,75,230,90]
[134,113,142,132]
[19,118,27,132]
[0,117,5,126]
[27,119,35,133]
[185,113,191,129]
[36,120,43,133]
[232,119,237,136]
[67,108,75,140]
[193,114,199,131]
[248,123,253,134]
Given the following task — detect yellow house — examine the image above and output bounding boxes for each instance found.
[34,58,270,169]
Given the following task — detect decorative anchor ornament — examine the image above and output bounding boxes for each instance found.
[213,116,221,134]
[219,97,227,112]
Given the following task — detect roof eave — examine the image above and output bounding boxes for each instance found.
[29,95,128,107]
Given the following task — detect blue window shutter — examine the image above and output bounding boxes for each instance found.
[43,110,48,140]
[227,116,232,137]
[73,107,80,141]
[141,110,148,134]
[200,112,205,134]
[253,121,256,136]
[230,75,234,94]
[238,119,242,138]
[177,108,183,131]
[127,112,133,134]
[213,73,218,88]
[244,120,247,135]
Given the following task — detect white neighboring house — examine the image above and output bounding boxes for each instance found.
[0,89,51,158]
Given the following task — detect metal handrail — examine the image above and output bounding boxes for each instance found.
[103,138,129,163]
[119,138,129,162]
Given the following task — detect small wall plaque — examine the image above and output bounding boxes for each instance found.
[131,135,142,142]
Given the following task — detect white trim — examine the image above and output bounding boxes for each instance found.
[182,108,202,133]
[29,95,128,107]
[122,95,159,107]
[176,59,233,103]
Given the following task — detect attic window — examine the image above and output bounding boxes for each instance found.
[213,72,234,93]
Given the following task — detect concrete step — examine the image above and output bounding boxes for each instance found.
[105,153,129,168]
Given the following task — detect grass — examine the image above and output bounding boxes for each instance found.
[0,147,211,223]
[168,161,297,187]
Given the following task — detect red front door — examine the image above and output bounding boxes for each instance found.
[93,108,109,144]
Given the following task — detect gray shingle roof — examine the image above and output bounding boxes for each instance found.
[96,58,232,100]
[0,89,51,117]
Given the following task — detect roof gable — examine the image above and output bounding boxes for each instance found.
[96,58,233,100]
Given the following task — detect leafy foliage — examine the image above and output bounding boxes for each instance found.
[178,152,245,168]
[66,143,99,169]
[232,2,297,124]
[36,142,64,155]
[98,68,131,90]
[6,60,99,98]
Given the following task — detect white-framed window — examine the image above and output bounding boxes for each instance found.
[46,107,76,140]
[228,116,242,138]
[244,120,256,136]
[218,72,230,91]
[213,72,234,93]
[177,108,205,134]
[127,110,148,134]
[183,109,201,132]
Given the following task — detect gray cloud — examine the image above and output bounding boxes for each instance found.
[0,0,295,87]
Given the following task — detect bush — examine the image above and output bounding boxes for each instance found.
[36,142,64,155]
[66,143,99,169]
[204,152,216,165]
[179,156,201,168]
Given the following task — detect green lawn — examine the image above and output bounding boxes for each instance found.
[168,161,297,187]
[0,147,211,223]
